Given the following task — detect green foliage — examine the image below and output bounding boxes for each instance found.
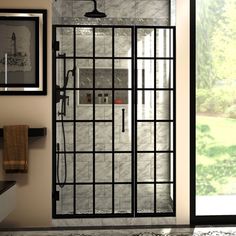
[196,87,235,114]
[196,117,236,196]
[226,105,236,118]
[196,124,214,155]
[212,0,236,80]
[196,0,226,89]
[196,160,236,195]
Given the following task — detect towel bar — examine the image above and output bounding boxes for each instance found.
[0,128,47,137]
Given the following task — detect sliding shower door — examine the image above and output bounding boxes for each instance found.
[52,25,175,218]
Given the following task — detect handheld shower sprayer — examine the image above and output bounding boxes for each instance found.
[57,68,75,117]
[56,53,75,188]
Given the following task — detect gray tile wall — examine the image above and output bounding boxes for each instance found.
[53,0,172,26]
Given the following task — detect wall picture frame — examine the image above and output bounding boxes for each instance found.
[0,9,47,95]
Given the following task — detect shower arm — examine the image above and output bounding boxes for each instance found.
[54,0,98,8]
[68,0,98,10]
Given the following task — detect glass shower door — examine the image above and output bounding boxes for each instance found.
[53,26,134,217]
[113,27,133,214]
[135,27,175,215]
[53,25,175,218]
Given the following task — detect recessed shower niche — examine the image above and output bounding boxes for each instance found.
[78,68,129,104]
[53,25,175,218]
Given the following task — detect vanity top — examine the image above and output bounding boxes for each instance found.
[0,181,16,195]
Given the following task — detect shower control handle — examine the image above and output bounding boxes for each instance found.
[65,95,69,106]
[122,108,125,133]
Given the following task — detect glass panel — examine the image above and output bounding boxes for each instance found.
[56,185,73,214]
[137,153,154,182]
[156,122,170,151]
[76,60,93,89]
[56,27,73,57]
[156,60,173,89]
[137,122,154,151]
[114,59,132,89]
[95,105,112,120]
[115,153,132,182]
[95,105,104,120]
[76,154,93,183]
[76,27,93,57]
[137,28,155,58]
[76,93,93,120]
[56,59,74,89]
[95,154,112,182]
[137,184,154,213]
[77,90,93,105]
[56,59,64,88]
[156,29,173,58]
[95,60,112,88]
[115,185,132,213]
[76,89,93,121]
[196,0,236,216]
[95,28,112,57]
[104,105,112,120]
[95,122,112,151]
[56,154,74,184]
[95,185,112,214]
[156,184,173,213]
[76,185,93,214]
[115,28,132,57]
[95,90,112,105]
[156,91,172,120]
[56,122,73,152]
[56,90,74,121]
[137,60,154,89]
[114,91,132,151]
[137,90,154,120]
[76,122,93,151]
[156,153,172,182]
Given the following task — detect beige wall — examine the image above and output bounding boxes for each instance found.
[176,0,190,224]
[0,0,52,227]
[0,0,190,227]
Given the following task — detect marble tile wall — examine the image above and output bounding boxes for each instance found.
[53,0,172,26]
[56,104,172,216]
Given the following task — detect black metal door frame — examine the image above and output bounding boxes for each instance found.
[52,25,176,218]
[190,0,236,225]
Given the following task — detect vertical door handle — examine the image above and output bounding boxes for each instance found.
[5,53,8,89]
[122,108,125,133]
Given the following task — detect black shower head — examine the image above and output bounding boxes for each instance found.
[84,8,107,18]
[84,0,107,18]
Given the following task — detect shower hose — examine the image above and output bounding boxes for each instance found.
[56,93,67,188]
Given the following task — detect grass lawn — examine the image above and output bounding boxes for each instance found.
[196,115,236,196]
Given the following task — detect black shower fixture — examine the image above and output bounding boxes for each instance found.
[84,0,107,18]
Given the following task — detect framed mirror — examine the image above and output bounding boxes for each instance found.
[0,9,47,95]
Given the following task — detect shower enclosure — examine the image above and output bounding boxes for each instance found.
[52,25,176,218]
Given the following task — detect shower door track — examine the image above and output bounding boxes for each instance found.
[52,25,176,218]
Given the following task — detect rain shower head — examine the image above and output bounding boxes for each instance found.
[84,0,107,18]
[84,8,106,18]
